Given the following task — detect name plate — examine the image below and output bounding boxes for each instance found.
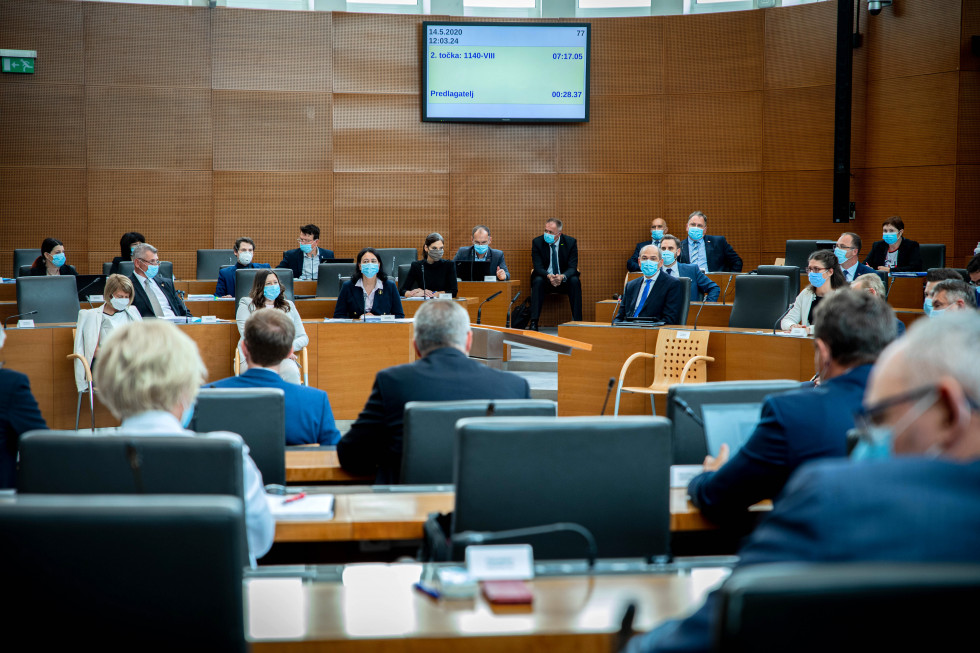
[465,544,534,581]
[676,330,691,339]
[88,295,104,302]
[201,315,218,323]
[17,319,35,328]
[379,314,396,321]
[483,275,498,282]
[438,293,453,300]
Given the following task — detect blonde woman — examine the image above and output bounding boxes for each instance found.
[73,273,142,393]
[235,269,307,384]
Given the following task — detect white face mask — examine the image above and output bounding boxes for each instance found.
[238,251,253,265]
[109,297,130,311]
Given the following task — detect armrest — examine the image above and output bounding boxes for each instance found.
[67,353,93,384]
[678,355,715,384]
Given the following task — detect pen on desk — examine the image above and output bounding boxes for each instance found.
[413,582,442,600]
[282,492,307,505]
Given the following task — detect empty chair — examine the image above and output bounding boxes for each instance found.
[666,380,801,464]
[755,265,800,306]
[16,276,80,324]
[919,244,946,271]
[102,260,174,280]
[374,247,418,275]
[401,399,557,484]
[0,494,246,652]
[783,240,819,269]
[676,276,692,324]
[728,275,790,329]
[192,388,287,486]
[397,263,412,289]
[235,267,294,306]
[13,249,41,277]
[315,262,357,297]
[196,249,236,280]
[452,416,672,562]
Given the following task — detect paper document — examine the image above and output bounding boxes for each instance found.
[671,465,703,488]
[265,493,335,520]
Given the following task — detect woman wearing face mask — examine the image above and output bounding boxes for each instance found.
[73,274,143,394]
[108,232,146,276]
[400,233,458,299]
[863,216,923,273]
[335,248,405,319]
[781,249,847,332]
[236,270,307,384]
[29,238,77,277]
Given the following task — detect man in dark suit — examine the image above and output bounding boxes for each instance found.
[687,290,898,526]
[206,308,340,445]
[337,300,531,483]
[528,218,582,330]
[626,217,669,272]
[215,237,271,298]
[659,235,720,302]
[0,325,48,489]
[128,243,190,318]
[277,224,335,281]
[678,211,742,273]
[614,245,684,324]
[834,231,876,283]
[627,311,980,653]
[453,225,510,281]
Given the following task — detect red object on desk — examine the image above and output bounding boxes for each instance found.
[481,580,533,604]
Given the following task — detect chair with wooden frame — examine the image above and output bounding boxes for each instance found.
[613,328,714,416]
[67,328,96,431]
[233,345,309,386]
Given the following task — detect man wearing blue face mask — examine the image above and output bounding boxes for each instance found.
[929,279,977,316]
[528,218,582,330]
[614,245,683,324]
[627,217,669,272]
[678,211,742,273]
[128,243,189,319]
[278,224,335,281]
[922,268,964,316]
[453,225,510,280]
[659,235,720,302]
[834,232,876,283]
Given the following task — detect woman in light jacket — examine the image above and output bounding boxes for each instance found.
[236,269,307,384]
[781,249,847,333]
[73,273,143,392]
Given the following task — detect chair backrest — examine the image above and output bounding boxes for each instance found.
[755,265,800,305]
[919,243,946,270]
[315,262,357,297]
[374,247,418,276]
[397,263,412,289]
[729,275,790,329]
[196,249,236,280]
[0,494,246,652]
[16,276,81,324]
[652,328,711,385]
[103,260,174,280]
[452,416,672,561]
[13,249,41,277]
[676,276,691,324]
[666,379,801,464]
[784,240,819,270]
[192,388,286,485]
[401,399,558,484]
[235,267,294,306]
[716,563,980,652]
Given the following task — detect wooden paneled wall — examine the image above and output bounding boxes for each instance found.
[0,0,975,324]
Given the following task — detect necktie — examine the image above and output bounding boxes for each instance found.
[692,241,707,272]
[550,243,560,275]
[145,279,164,317]
[633,279,652,318]
[665,268,673,276]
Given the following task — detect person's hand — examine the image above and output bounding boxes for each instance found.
[702,444,730,472]
[877,266,890,272]
[289,353,298,362]
[496,266,506,280]
[406,289,422,298]
[221,294,232,298]
[548,274,561,287]
[424,289,437,298]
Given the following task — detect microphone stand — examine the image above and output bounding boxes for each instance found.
[599,377,616,416]
[721,274,734,306]
[691,300,707,330]
[476,291,502,325]
[453,522,598,569]
[76,277,103,309]
[5,310,38,328]
[505,291,521,328]
[421,258,428,300]
[774,302,795,335]
[671,395,704,427]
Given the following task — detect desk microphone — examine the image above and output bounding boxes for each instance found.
[76,276,104,306]
[599,377,616,416]
[774,302,794,335]
[671,395,704,427]
[124,442,145,494]
[615,602,638,653]
[610,294,624,325]
[4,310,38,328]
[421,259,428,299]
[476,291,502,325]
[486,401,495,417]
[691,300,707,331]
[721,274,735,306]
[505,291,521,328]
[453,522,598,569]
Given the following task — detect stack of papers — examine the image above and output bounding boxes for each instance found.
[265,493,335,520]
[187,294,215,301]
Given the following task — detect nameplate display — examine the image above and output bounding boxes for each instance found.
[88,295,104,302]
[438,293,453,300]
[483,275,498,282]
[379,314,396,321]
[17,319,35,329]
[201,315,217,323]
[676,331,691,339]
[465,544,534,581]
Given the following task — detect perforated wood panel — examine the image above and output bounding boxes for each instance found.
[761,170,835,255]
[863,0,961,81]
[962,0,980,72]
[958,72,980,165]
[333,12,426,94]
[587,16,662,96]
[763,0,836,89]
[0,83,85,168]
[557,95,662,174]
[449,123,556,174]
[954,165,980,264]
[763,86,834,171]
[0,0,84,85]
[334,94,447,172]
[663,11,764,94]
[664,91,764,173]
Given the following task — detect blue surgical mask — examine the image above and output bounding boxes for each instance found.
[144,264,159,280]
[808,271,827,288]
[851,426,893,462]
[473,243,489,255]
[52,253,66,267]
[130,246,137,255]
[651,229,664,241]
[882,232,899,245]
[688,227,704,241]
[543,233,556,245]
[263,284,281,301]
[180,401,196,430]
[834,247,849,265]
[923,297,933,315]
[299,243,313,254]
[361,263,379,278]
[661,250,676,266]
[640,260,659,276]
[930,308,946,318]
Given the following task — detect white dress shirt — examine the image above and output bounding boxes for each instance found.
[139,274,176,318]
[301,248,318,280]
[633,270,661,313]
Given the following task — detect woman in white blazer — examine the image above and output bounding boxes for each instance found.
[235,269,308,384]
[73,274,143,392]
[781,249,847,333]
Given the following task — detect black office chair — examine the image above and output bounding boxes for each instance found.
[102,260,174,280]
[0,495,247,652]
[919,243,946,271]
[715,563,980,652]
[13,248,41,277]
[196,249,236,280]
[728,275,789,329]
[16,276,81,324]
[666,380,801,464]
[374,247,418,276]
[397,263,412,291]
[235,267,294,306]
[315,262,357,297]
[755,265,800,306]
[783,240,819,270]
[192,388,287,486]
[401,399,557,484]
[452,416,672,562]
[676,276,691,324]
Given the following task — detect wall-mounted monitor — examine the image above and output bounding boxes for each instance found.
[421,21,591,123]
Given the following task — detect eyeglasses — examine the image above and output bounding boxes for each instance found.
[854,385,936,432]
[297,237,316,244]
[806,267,828,274]
[138,258,160,265]
[836,244,855,250]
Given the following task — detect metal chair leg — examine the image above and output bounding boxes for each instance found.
[649,394,657,417]
[88,384,96,432]
[75,391,83,431]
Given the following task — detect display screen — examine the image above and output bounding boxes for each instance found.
[421,22,590,123]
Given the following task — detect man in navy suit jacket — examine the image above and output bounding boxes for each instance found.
[453,225,510,281]
[215,237,271,298]
[627,311,980,653]
[0,326,48,489]
[206,308,340,446]
[278,224,335,281]
[337,300,531,483]
[614,245,684,324]
[659,235,720,302]
[627,217,670,272]
[835,232,876,283]
[678,211,743,273]
[128,244,190,318]
[529,218,582,329]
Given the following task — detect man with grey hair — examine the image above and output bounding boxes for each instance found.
[337,300,530,483]
[930,279,977,315]
[627,311,980,653]
[454,225,510,281]
[851,273,906,336]
[127,243,189,318]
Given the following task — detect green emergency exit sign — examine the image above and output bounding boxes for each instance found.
[1,49,37,74]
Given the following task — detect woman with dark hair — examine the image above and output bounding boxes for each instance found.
[29,238,77,276]
[863,216,923,272]
[781,249,847,332]
[334,248,405,319]
[235,269,307,384]
[400,233,458,298]
[108,231,146,275]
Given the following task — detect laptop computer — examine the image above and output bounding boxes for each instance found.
[455,260,491,281]
[701,402,763,457]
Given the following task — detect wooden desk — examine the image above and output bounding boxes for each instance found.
[457,280,519,327]
[286,449,371,483]
[175,280,319,296]
[246,564,729,652]
[184,297,468,322]
[0,284,15,302]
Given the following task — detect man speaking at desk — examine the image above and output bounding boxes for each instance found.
[337,300,530,483]
[454,225,509,280]
[614,245,684,325]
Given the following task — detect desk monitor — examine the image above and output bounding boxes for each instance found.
[701,402,762,457]
[456,259,491,281]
